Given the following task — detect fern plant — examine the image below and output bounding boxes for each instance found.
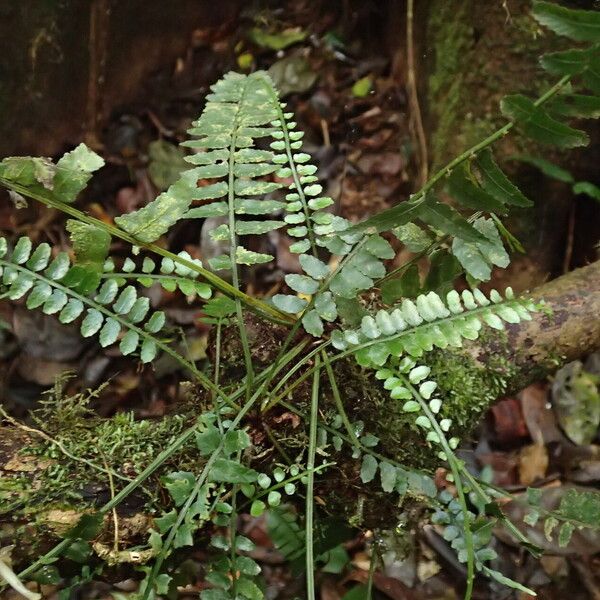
[1,2,600,599]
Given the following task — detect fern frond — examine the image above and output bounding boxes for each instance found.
[65,220,111,294]
[114,168,205,244]
[330,286,537,368]
[0,237,167,362]
[102,252,212,300]
[0,143,104,204]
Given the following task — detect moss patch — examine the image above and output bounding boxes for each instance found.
[0,386,201,520]
[426,0,566,168]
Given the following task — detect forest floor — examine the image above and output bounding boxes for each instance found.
[1,2,600,599]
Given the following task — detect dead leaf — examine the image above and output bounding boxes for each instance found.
[356,152,404,176]
[476,450,519,487]
[490,397,529,443]
[521,383,562,444]
[552,360,600,446]
[519,443,548,485]
[17,358,74,386]
[343,568,415,599]
[268,54,317,97]
[12,307,85,362]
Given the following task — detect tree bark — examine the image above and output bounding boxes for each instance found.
[423,0,600,288]
[0,1,239,157]
[413,260,600,441]
[480,259,600,393]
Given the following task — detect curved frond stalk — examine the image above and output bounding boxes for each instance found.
[392,366,537,597]
[386,362,475,600]
[305,353,321,600]
[0,178,293,325]
[265,285,537,415]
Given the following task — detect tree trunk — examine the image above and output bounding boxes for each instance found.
[0,1,239,157]
[424,0,599,288]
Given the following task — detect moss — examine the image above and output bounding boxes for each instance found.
[326,360,434,469]
[426,0,566,168]
[0,386,202,519]
[426,331,518,432]
[426,0,475,168]
[342,329,518,471]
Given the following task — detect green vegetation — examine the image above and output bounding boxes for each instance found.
[1,2,600,599]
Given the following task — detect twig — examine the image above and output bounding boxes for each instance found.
[406,0,429,187]
[305,353,321,600]
[563,203,576,273]
[100,453,120,553]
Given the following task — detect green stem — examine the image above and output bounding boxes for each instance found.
[0,178,293,326]
[461,469,535,550]
[227,79,256,392]
[322,350,361,447]
[225,338,310,409]
[229,474,240,597]
[401,74,571,208]
[366,548,376,600]
[261,236,369,413]
[305,353,321,600]
[377,212,482,286]
[262,341,328,413]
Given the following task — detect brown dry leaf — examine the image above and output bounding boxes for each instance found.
[540,555,568,578]
[490,397,529,443]
[16,357,75,386]
[519,442,548,485]
[356,152,404,176]
[350,550,370,572]
[12,308,85,362]
[273,411,301,429]
[476,450,520,487]
[343,569,415,600]
[417,558,441,582]
[320,577,343,600]
[4,453,52,473]
[520,382,562,444]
